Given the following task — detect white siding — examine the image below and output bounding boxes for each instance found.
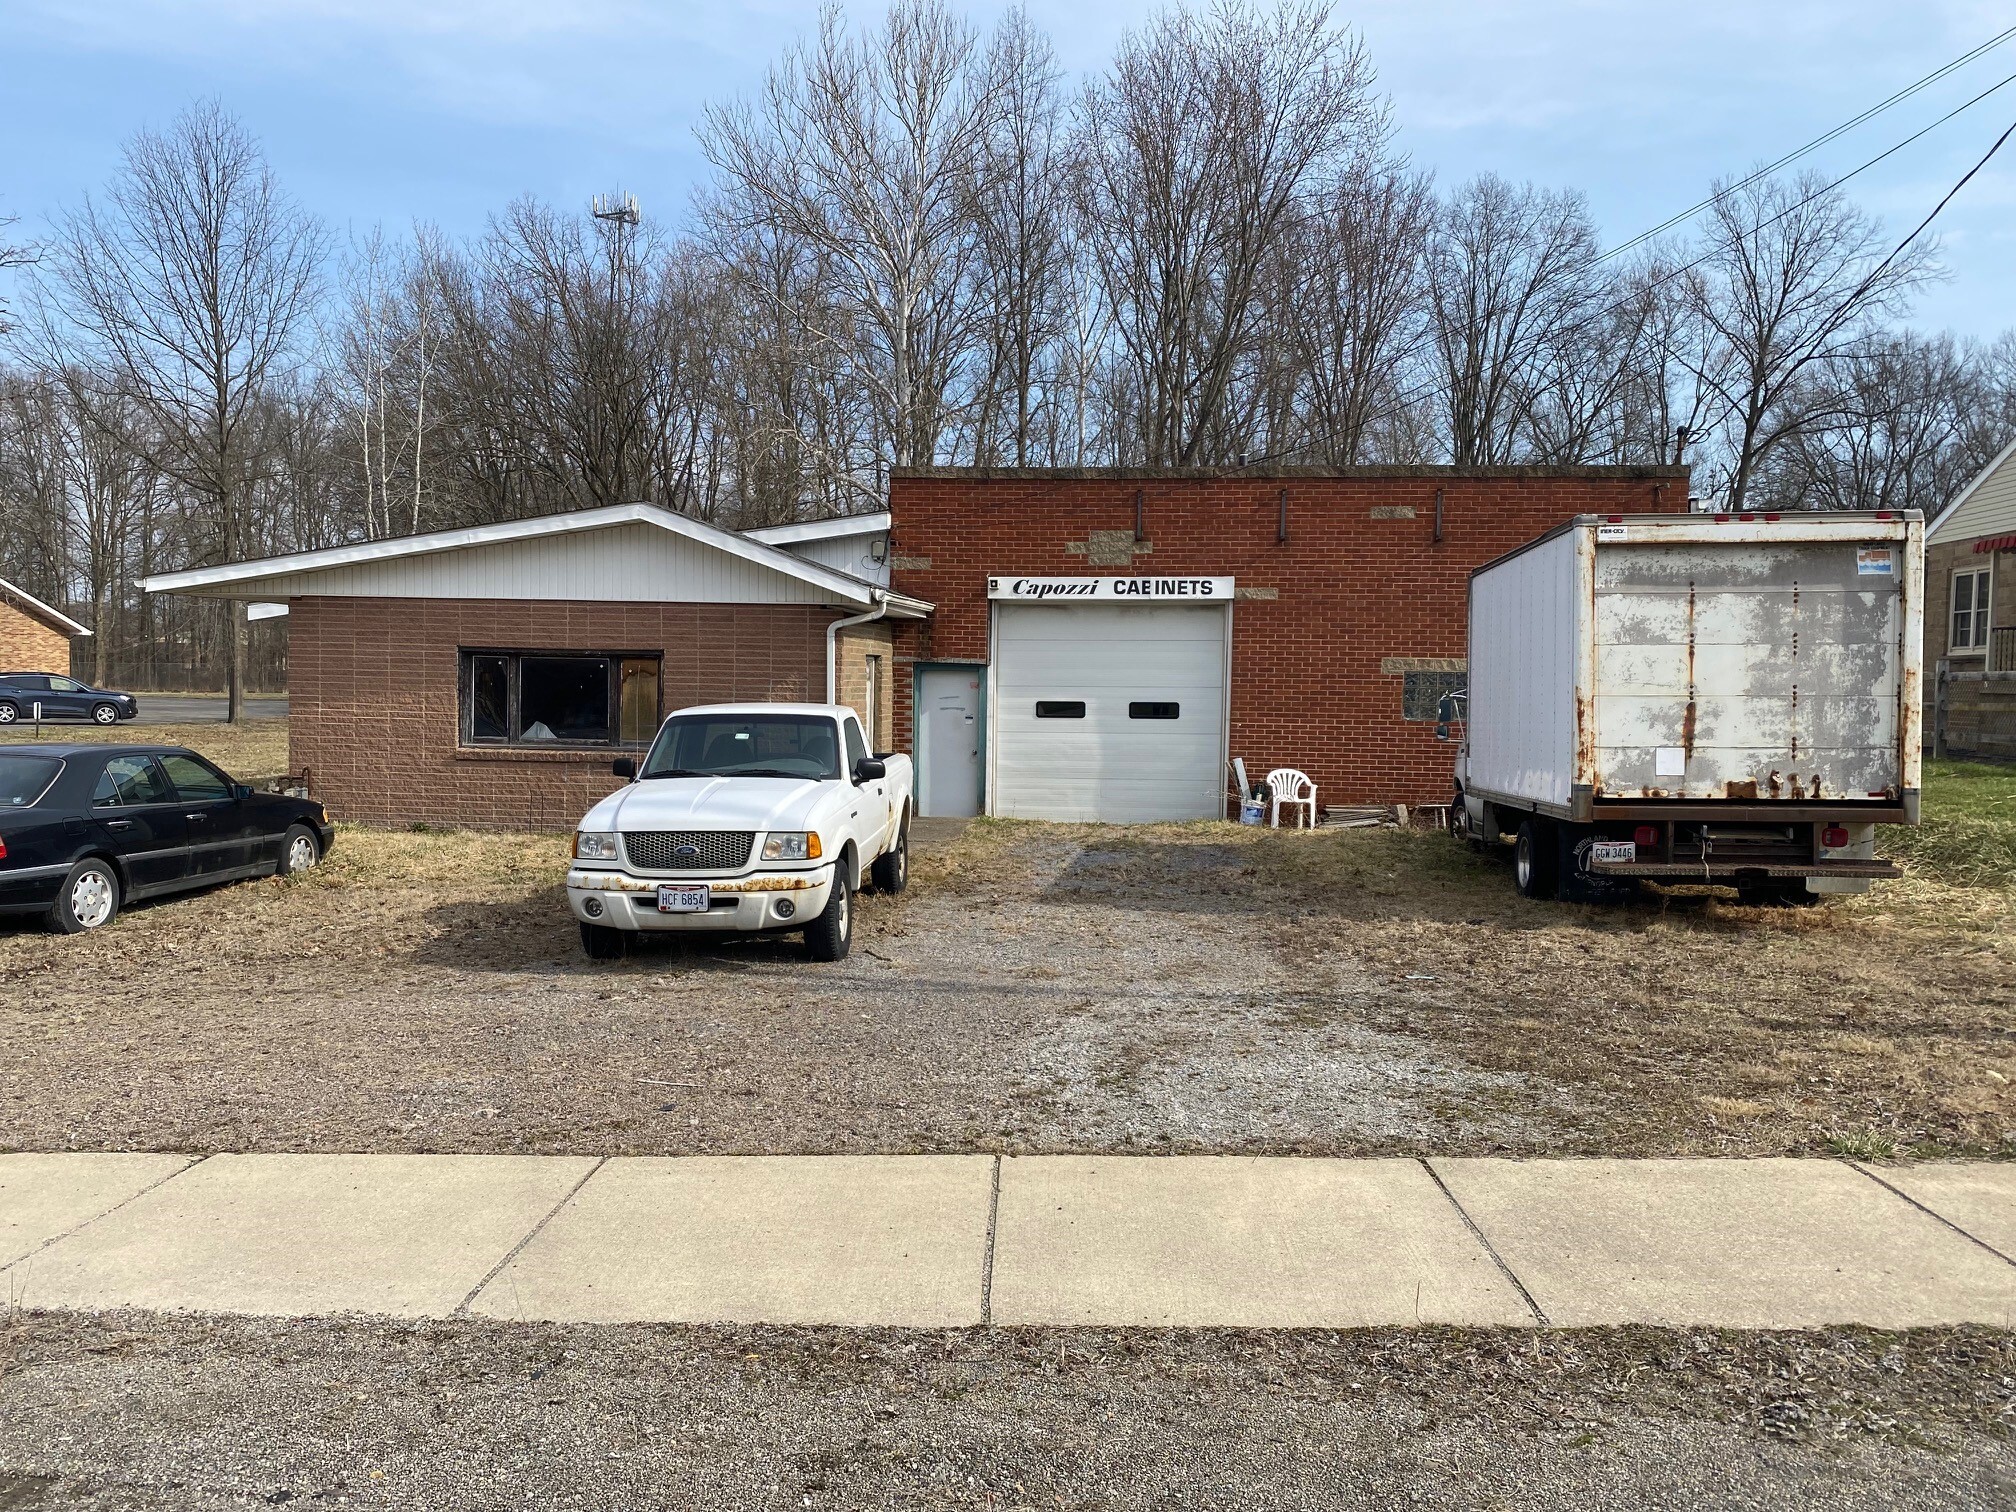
[1931,439,2016,545]
[1466,530,1580,810]
[216,522,839,604]
[781,533,889,586]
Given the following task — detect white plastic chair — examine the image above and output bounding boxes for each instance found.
[1266,768,1317,829]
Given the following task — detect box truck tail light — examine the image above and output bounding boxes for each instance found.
[1606,515,1624,523]
[1739,512,1756,521]
[1634,825,1660,848]
[1715,513,1731,522]
[1822,826,1849,849]
[1764,513,1781,521]
[1875,512,1895,520]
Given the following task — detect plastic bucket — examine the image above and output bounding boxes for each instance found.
[1238,798,1266,826]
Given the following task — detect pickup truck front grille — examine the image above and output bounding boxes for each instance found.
[621,831,755,872]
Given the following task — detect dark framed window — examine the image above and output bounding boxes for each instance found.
[1128,701,1180,719]
[460,650,662,748]
[1402,670,1467,722]
[1034,700,1086,719]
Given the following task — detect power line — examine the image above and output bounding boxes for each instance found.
[1245,65,2016,470]
[1595,23,2016,267]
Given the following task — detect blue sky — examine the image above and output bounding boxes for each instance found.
[5,0,2014,339]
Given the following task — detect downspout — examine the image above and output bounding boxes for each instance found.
[827,591,890,705]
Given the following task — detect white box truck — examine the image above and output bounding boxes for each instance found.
[1448,509,1923,904]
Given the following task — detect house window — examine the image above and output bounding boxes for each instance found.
[460,651,661,747]
[1952,566,1992,653]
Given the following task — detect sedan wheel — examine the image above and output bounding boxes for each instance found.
[92,703,120,725]
[277,824,320,876]
[51,859,120,934]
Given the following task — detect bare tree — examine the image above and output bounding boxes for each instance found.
[21,100,326,720]
[1426,175,1601,465]
[1684,170,1936,509]
[701,0,1000,477]
[1079,1,1382,464]
[1279,161,1433,463]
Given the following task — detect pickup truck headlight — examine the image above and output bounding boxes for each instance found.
[761,831,822,861]
[574,830,620,861]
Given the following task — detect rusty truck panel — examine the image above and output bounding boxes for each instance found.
[1466,512,1922,824]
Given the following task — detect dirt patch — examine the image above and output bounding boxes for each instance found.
[0,819,2009,1157]
[0,1312,2012,1510]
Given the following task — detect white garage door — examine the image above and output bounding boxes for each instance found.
[992,602,1228,822]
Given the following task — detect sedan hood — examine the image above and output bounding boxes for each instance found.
[583,777,833,835]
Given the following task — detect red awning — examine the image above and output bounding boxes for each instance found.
[1974,534,2016,553]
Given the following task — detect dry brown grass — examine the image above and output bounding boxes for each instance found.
[0,718,290,780]
[1211,822,2016,1156]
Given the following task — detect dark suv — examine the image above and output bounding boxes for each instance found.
[0,674,139,726]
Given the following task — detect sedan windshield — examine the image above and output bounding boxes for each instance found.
[641,715,841,781]
[0,754,61,808]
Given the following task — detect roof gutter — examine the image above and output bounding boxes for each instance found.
[827,592,890,705]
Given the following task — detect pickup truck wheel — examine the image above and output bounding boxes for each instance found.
[580,922,628,960]
[804,870,853,962]
[1513,820,1557,900]
[870,822,909,894]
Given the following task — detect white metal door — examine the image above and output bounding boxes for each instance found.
[917,666,982,817]
[992,603,1228,821]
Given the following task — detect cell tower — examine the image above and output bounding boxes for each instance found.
[591,193,641,227]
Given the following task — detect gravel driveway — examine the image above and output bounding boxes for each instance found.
[0,818,2008,1157]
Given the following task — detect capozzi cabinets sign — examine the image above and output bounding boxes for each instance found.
[986,575,1234,601]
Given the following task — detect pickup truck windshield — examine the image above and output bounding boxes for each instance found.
[641,715,842,781]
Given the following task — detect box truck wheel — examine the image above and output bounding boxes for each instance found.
[1451,790,1484,851]
[1514,820,1557,899]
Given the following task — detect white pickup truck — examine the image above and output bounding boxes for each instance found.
[565,703,912,962]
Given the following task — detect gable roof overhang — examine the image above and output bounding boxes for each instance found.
[0,576,92,637]
[744,512,891,548]
[1929,435,2016,543]
[137,501,930,616]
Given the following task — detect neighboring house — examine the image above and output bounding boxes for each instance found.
[0,576,92,674]
[139,504,926,829]
[1926,437,2016,675]
[141,467,1696,829]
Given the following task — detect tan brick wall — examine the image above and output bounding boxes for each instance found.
[0,606,72,675]
[833,621,896,752]
[291,597,853,830]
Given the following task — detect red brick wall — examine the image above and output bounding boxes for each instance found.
[888,468,1689,810]
[291,597,838,829]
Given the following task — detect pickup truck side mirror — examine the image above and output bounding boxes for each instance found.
[611,757,637,781]
[853,756,887,784]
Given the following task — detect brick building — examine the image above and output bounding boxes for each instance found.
[0,575,91,676]
[142,469,1689,829]
[141,505,923,828]
[886,466,1688,820]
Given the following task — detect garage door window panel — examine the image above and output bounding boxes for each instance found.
[461,651,662,749]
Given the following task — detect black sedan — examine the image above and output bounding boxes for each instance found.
[0,673,139,725]
[0,744,334,933]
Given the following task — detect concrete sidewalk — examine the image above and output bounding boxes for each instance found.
[3,1153,2013,1329]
